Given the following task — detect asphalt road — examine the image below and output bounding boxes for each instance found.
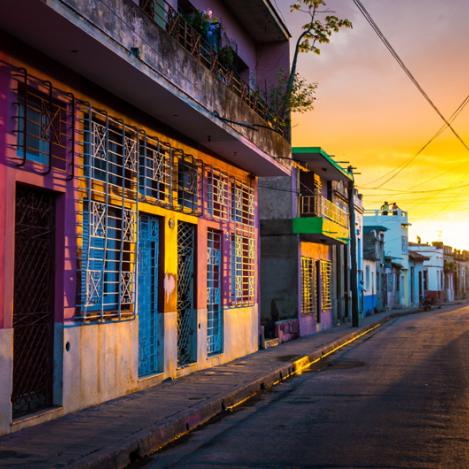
[143,306,469,468]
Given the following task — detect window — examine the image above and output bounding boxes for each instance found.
[231,233,255,305]
[207,169,228,220]
[365,265,370,291]
[176,153,199,213]
[301,257,317,315]
[231,181,254,226]
[402,235,408,254]
[80,200,135,318]
[16,84,67,168]
[139,136,171,204]
[84,114,137,189]
[320,260,332,310]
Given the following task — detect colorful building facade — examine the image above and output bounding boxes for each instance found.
[364,207,411,309]
[259,147,352,341]
[363,225,386,315]
[0,0,291,434]
[409,243,444,305]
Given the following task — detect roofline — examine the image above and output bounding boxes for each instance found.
[263,0,291,39]
[292,146,353,182]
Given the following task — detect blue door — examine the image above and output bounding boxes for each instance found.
[138,214,161,377]
[207,229,223,355]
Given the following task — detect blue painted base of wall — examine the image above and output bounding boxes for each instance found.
[364,295,378,316]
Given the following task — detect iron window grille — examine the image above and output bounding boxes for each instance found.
[320,260,333,311]
[139,133,171,205]
[83,112,138,191]
[174,151,202,215]
[3,62,75,177]
[301,257,317,315]
[231,180,254,226]
[77,106,138,321]
[80,201,135,319]
[230,232,255,306]
[206,167,229,220]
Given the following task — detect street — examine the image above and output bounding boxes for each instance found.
[144,307,469,468]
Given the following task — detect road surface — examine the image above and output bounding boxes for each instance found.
[141,306,469,468]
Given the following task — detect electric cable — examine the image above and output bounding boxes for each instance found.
[353,0,469,154]
[361,95,469,189]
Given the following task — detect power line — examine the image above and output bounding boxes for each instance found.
[353,0,469,153]
[361,95,469,189]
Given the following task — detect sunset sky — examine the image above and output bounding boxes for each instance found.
[277,0,469,249]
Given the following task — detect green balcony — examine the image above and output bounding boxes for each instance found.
[293,194,349,244]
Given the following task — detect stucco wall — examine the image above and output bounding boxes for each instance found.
[260,234,299,334]
[258,174,296,220]
[0,52,261,435]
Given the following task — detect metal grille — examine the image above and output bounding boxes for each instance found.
[206,167,229,220]
[138,0,285,134]
[231,180,254,226]
[320,260,333,310]
[177,222,197,367]
[231,233,255,305]
[3,62,75,177]
[12,184,55,418]
[77,107,137,320]
[138,214,161,377]
[207,229,223,355]
[301,257,317,315]
[139,134,171,205]
[175,152,202,215]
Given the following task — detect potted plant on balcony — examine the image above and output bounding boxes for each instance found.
[217,45,236,70]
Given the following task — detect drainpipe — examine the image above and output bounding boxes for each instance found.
[347,167,359,327]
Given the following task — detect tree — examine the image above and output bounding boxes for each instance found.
[281,0,352,120]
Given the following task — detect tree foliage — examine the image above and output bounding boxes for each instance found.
[269,72,318,118]
[290,0,352,56]
[280,0,352,122]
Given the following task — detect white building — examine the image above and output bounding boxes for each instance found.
[409,243,444,304]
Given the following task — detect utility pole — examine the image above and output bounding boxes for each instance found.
[347,166,359,327]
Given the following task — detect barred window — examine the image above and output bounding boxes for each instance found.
[230,233,255,305]
[231,181,254,226]
[207,169,228,220]
[80,200,135,319]
[16,84,67,168]
[84,114,137,190]
[320,260,332,310]
[175,152,200,213]
[301,257,317,315]
[139,135,171,204]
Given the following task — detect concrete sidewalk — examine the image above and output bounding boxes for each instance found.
[0,304,463,468]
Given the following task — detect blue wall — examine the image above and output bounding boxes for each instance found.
[364,294,378,316]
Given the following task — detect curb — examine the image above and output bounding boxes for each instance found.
[74,303,464,468]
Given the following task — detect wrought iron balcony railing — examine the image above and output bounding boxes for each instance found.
[298,194,349,228]
[139,0,285,134]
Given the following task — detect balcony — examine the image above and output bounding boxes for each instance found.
[139,0,283,133]
[299,194,349,228]
[0,0,290,176]
[292,194,350,244]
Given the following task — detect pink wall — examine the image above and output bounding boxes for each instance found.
[190,0,257,83]
[256,41,290,95]
[0,61,77,329]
